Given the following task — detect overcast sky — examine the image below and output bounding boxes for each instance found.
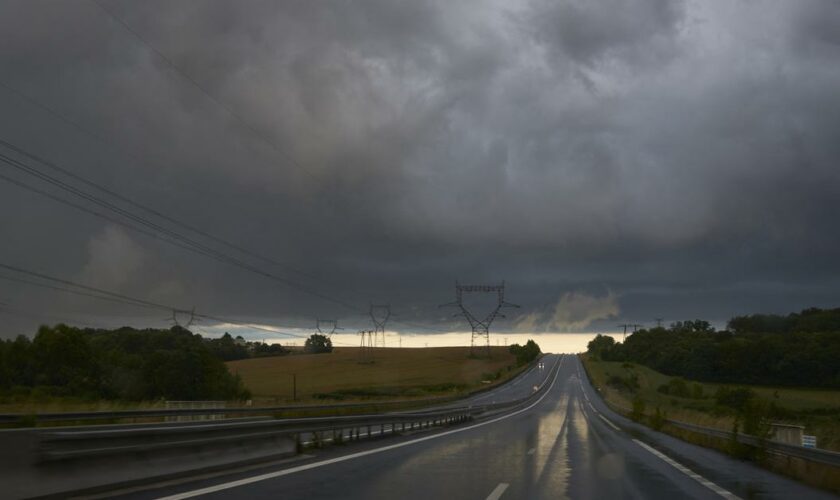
[1,0,839,339]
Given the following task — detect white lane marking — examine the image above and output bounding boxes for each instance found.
[598,413,621,431]
[155,356,563,500]
[485,482,509,500]
[575,372,618,433]
[472,363,543,402]
[633,439,741,500]
[526,447,536,455]
[575,357,739,499]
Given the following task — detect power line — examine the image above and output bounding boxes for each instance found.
[0,131,321,284]
[0,144,361,313]
[0,261,359,345]
[0,273,162,310]
[0,78,451,335]
[0,149,450,335]
[0,167,241,264]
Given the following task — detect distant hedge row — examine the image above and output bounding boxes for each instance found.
[587,307,840,388]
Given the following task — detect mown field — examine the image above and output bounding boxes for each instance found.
[581,355,840,452]
[228,346,523,403]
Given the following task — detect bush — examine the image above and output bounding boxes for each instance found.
[608,372,639,392]
[650,407,667,431]
[631,395,646,422]
[715,386,755,411]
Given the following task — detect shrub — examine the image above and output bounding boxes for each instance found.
[715,386,755,411]
[650,407,667,431]
[608,373,640,392]
[631,395,646,422]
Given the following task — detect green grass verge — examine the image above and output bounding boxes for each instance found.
[580,353,840,452]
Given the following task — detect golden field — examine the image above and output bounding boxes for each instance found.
[227,346,522,403]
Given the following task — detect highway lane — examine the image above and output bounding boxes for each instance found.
[398,356,551,413]
[109,354,833,500]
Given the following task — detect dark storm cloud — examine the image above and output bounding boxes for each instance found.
[1,0,839,337]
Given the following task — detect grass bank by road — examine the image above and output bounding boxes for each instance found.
[228,346,524,404]
[581,354,840,452]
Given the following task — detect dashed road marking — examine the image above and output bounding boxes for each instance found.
[598,413,621,431]
[633,439,741,499]
[486,482,509,500]
[155,357,563,500]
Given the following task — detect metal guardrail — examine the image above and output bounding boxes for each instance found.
[0,357,548,425]
[35,356,560,464]
[0,397,454,424]
[664,419,840,467]
[580,366,840,468]
[38,408,473,462]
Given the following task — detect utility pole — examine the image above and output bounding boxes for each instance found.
[441,281,519,357]
[654,318,664,328]
[292,373,297,402]
[369,304,390,348]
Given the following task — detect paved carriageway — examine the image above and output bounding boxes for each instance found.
[105,354,833,500]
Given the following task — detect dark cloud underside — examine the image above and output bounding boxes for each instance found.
[1,0,838,336]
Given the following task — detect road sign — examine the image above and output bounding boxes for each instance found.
[802,435,817,448]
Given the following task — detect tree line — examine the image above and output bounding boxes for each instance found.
[509,340,541,365]
[0,325,251,401]
[587,307,840,388]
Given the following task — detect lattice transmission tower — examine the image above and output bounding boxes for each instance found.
[316,319,340,338]
[369,304,390,348]
[170,307,196,329]
[441,281,519,357]
[358,329,375,363]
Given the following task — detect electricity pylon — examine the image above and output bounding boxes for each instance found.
[369,304,390,348]
[316,319,340,338]
[171,307,196,329]
[358,329,374,363]
[441,281,519,357]
[617,323,643,342]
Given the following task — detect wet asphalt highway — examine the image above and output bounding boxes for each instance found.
[108,354,834,500]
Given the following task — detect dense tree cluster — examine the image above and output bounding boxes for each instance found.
[0,325,250,401]
[727,307,840,335]
[304,334,333,354]
[509,340,541,366]
[206,332,288,361]
[587,307,840,388]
